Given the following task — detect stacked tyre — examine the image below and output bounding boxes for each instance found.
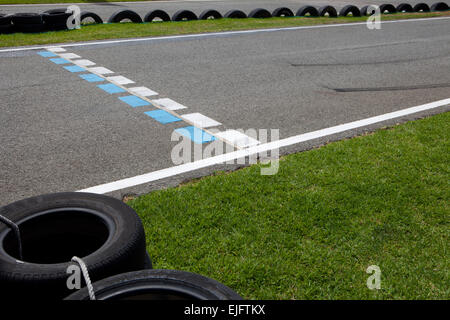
[11,13,45,33]
[42,9,72,31]
[0,14,14,34]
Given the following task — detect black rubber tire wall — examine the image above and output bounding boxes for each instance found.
[80,11,103,24]
[379,4,397,14]
[318,5,338,17]
[65,269,243,300]
[108,10,143,23]
[272,7,294,17]
[224,10,247,18]
[248,8,272,18]
[339,5,361,17]
[199,9,222,20]
[144,9,171,22]
[396,3,414,12]
[172,10,198,21]
[0,192,150,300]
[296,6,319,17]
[414,3,431,12]
[431,2,449,11]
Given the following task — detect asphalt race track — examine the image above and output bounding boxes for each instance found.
[0,13,449,205]
[0,0,444,20]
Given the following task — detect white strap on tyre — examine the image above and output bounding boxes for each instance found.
[71,256,96,300]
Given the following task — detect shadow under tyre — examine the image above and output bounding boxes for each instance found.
[0,192,150,300]
[65,269,243,300]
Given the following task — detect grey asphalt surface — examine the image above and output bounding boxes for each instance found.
[0,0,445,21]
[0,16,449,205]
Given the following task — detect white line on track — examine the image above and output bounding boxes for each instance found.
[1,16,449,53]
[78,98,450,194]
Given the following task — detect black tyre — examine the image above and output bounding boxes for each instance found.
[379,4,397,14]
[0,14,12,25]
[80,11,103,24]
[413,3,431,12]
[43,11,72,31]
[396,3,414,12]
[272,7,294,17]
[172,10,198,21]
[248,8,272,18]
[14,23,46,33]
[0,192,150,300]
[108,9,142,23]
[199,9,222,20]
[431,2,449,11]
[339,5,361,17]
[0,24,14,35]
[11,12,43,25]
[144,9,171,22]
[224,10,247,19]
[65,269,243,300]
[318,5,338,17]
[361,5,374,16]
[296,6,319,17]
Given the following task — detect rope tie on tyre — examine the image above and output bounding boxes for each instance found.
[0,214,23,261]
[71,256,96,300]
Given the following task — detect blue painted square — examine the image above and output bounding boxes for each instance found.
[64,65,85,73]
[49,58,70,65]
[37,51,57,57]
[175,126,216,144]
[79,74,104,83]
[97,83,126,94]
[119,95,150,108]
[144,110,181,124]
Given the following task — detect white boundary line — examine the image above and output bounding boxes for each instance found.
[1,16,449,53]
[78,98,450,194]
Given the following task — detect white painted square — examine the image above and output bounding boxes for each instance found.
[129,87,158,97]
[89,67,114,75]
[216,130,260,148]
[59,53,81,59]
[181,113,221,128]
[107,76,135,85]
[46,47,66,52]
[152,98,187,111]
[74,59,96,67]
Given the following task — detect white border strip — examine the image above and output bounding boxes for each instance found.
[78,98,450,194]
[1,17,449,53]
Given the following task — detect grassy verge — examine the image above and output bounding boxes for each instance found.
[128,112,450,299]
[1,11,449,48]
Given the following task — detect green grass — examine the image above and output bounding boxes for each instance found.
[128,112,450,299]
[1,11,450,48]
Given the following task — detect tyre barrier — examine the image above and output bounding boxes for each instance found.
[2,2,448,35]
[11,13,45,33]
[318,5,338,17]
[431,2,450,10]
[272,7,294,17]
[248,8,272,19]
[65,269,243,300]
[199,9,222,20]
[172,10,198,21]
[80,11,103,25]
[144,9,171,22]
[108,9,143,23]
[296,6,319,17]
[0,192,151,300]
[224,9,247,19]
[339,5,361,17]
[0,14,14,34]
[379,3,398,14]
[414,3,431,11]
[396,3,414,12]
[42,8,72,31]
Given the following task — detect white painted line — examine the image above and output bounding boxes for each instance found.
[2,17,449,53]
[107,76,135,85]
[78,98,450,194]
[73,59,96,67]
[181,113,222,128]
[152,98,187,111]
[216,130,260,148]
[89,67,114,75]
[46,47,66,52]
[129,86,158,97]
[59,53,81,59]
